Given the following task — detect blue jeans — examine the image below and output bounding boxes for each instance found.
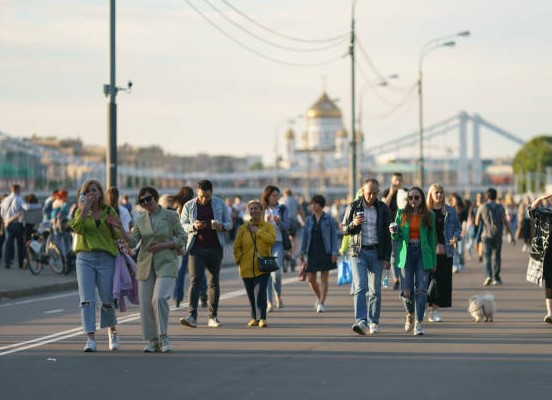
[76,251,117,333]
[173,254,207,302]
[267,241,284,304]
[390,240,400,282]
[400,245,429,322]
[483,237,502,281]
[350,248,383,324]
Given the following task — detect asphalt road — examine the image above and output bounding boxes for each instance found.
[0,244,550,400]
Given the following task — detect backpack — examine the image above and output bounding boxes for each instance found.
[483,203,503,239]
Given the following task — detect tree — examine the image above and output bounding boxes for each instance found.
[513,135,552,192]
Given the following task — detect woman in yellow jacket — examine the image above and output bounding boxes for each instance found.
[233,200,276,328]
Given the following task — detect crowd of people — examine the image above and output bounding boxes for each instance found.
[1,173,550,352]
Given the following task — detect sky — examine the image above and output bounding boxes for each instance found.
[1,0,551,166]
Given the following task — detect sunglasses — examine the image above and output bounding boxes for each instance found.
[139,195,154,205]
[408,195,421,201]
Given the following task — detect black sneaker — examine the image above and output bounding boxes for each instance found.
[200,297,208,308]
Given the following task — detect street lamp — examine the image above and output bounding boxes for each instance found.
[418,31,470,188]
[348,0,359,201]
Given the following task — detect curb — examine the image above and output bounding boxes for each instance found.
[0,281,78,300]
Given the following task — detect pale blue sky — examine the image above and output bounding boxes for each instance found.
[1,0,551,164]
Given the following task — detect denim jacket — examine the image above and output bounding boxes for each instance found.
[341,198,392,261]
[300,212,339,258]
[180,196,233,253]
[436,205,462,258]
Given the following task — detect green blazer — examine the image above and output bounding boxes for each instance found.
[391,209,437,270]
[128,208,187,281]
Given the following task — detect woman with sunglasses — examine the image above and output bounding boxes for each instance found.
[233,200,276,327]
[426,183,462,323]
[70,179,122,352]
[390,186,436,336]
[123,187,186,352]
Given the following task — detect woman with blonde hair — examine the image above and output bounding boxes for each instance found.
[233,200,276,327]
[391,186,436,336]
[70,179,122,352]
[426,183,462,322]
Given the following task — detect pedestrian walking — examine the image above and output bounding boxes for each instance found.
[123,186,186,352]
[179,180,232,328]
[391,186,436,336]
[261,185,290,311]
[299,194,339,313]
[475,188,515,286]
[426,184,462,322]
[70,179,121,352]
[1,184,25,269]
[233,200,276,328]
[342,179,392,335]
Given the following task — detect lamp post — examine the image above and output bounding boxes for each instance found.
[417,31,470,189]
[348,0,359,201]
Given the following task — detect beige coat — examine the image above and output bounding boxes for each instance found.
[128,208,187,281]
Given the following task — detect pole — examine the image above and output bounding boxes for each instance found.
[106,0,117,189]
[349,1,357,201]
[418,68,424,189]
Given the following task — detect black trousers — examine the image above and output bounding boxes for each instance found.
[188,246,223,318]
[242,273,270,321]
[427,255,453,308]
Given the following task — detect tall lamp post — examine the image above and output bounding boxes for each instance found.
[104,0,132,189]
[418,31,470,188]
[348,0,358,201]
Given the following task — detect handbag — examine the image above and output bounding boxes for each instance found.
[526,257,544,287]
[248,228,279,273]
[281,229,292,251]
[527,218,545,287]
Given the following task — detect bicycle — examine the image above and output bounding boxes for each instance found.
[25,222,65,275]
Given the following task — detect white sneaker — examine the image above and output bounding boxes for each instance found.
[405,314,414,333]
[430,310,442,322]
[108,331,119,351]
[314,300,319,310]
[352,321,366,335]
[267,302,273,313]
[369,323,380,334]
[83,338,97,352]
[159,335,172,353]
[208,317,222,327]
[414,322,424,336]
[143,338,160,353]
[316,303,325,313]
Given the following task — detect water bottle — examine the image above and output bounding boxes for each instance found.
[382,269,389,289]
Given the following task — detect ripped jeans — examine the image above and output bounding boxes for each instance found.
[400,244,429,322]
[76,251,117,333]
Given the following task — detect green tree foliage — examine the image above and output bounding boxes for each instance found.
[513,135,552,191]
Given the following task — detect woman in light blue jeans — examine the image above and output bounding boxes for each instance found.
[70,179,121,352]
[76,251,117,335]
[261,185,290,311]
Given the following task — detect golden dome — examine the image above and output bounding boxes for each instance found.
[285,128,295,140]
[307,92,342,119]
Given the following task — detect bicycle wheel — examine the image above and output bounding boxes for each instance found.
[48,244,65,274]
[27,247,43,275]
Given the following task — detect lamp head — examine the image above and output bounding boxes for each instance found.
[457,30,471,37]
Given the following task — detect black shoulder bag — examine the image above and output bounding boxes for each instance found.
[249,228,279,273]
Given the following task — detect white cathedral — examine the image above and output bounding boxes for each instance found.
[282,91,363,171]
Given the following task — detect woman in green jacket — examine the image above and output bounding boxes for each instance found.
[391,186,436,336]
[233,200,276,328]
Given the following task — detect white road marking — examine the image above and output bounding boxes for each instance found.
[0,291,78,308]
[44,309,65,314]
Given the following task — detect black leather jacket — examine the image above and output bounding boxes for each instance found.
[342,198,392,261]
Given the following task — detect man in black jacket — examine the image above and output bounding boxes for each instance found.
[342,178,391,335]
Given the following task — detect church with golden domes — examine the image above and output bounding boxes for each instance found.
[282,91,362,171]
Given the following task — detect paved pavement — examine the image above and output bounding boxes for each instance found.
[1,242,551,400]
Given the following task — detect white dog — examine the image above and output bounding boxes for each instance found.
[468,293,496,322]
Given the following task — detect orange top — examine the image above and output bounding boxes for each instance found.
[409,214,421,240]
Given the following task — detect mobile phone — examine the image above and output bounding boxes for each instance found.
[79,193,86,203]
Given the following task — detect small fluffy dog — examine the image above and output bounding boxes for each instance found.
[468,293,496,322]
